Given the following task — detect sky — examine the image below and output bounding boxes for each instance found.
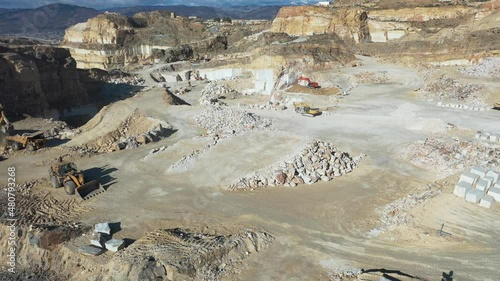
[0,0,314,9]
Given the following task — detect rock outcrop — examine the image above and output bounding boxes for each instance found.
[0,39,88,116]
[62,11,226,69]
[270,6,370,43]
[270,3,499,64]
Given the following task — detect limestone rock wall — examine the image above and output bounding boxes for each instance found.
[270,5,484,43]
[270,6,370,43]
[62,11,220,70]
[0,43,88,116]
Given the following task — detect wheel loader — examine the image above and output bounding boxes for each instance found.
[49,161,105,200]
[5,131,46,151]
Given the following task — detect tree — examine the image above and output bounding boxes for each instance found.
[213,17,221,22]
[222,17,232,23]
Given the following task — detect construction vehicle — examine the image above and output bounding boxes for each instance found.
[49,161,105,200]
[5,131,46,151]
[293,102,322,117]
[297,76,321,89]
[494,102,500,110]
[0,106,14,135]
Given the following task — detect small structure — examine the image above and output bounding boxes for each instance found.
[316,1,331,6]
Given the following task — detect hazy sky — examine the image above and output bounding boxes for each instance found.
[0,0,314,9]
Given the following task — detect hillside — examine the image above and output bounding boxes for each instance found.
[107,5,282,20]
[0,4,99,36]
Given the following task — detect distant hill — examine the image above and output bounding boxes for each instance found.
[0,4,99,35]
[107,5,282,20]
[0,4,280,39]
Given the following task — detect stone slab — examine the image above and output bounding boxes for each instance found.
[454,181,472,198]
[470,167,487,178]
[80,245,105,256]
[105,239,125,252]
[479,195,495,208]
[94,222,111,235]
[91,232,111,248]
[459,172,479,186]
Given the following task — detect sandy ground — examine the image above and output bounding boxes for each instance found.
[1,56,500,280]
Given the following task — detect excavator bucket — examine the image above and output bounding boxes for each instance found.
[76,180,105,200]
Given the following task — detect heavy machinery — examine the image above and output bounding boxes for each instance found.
[494,102,500,110]
[293,102,322,117]
[297,77,321,89]
[49,161,105,200]
[5,131,46,151]
[0,107,14,135]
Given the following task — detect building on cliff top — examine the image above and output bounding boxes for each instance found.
[316,1,332,6]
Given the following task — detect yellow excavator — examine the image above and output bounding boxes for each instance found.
[49,161,105,200]
[293,102,322,117]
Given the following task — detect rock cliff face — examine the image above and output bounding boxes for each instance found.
[0,39,88,116]
[270,5,484,43]
[269,3,499,63]
[269,6,370,43]
[62,11,223,69]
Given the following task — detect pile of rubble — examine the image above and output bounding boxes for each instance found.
[79,110,173,153]
[80,222,126,256]
[194,107,273,135]
[368,186,442,237]
[43,119,76,139]
[108,70,145,85]
[228,140,364,190]
[422,74,486,103]
[168,135,220,173]
[113,228,273,280]
[354,71,389,84]
[402,136,500,177]
[199,82,241,106]
[245,100,288,111]
[460,57,500,78]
